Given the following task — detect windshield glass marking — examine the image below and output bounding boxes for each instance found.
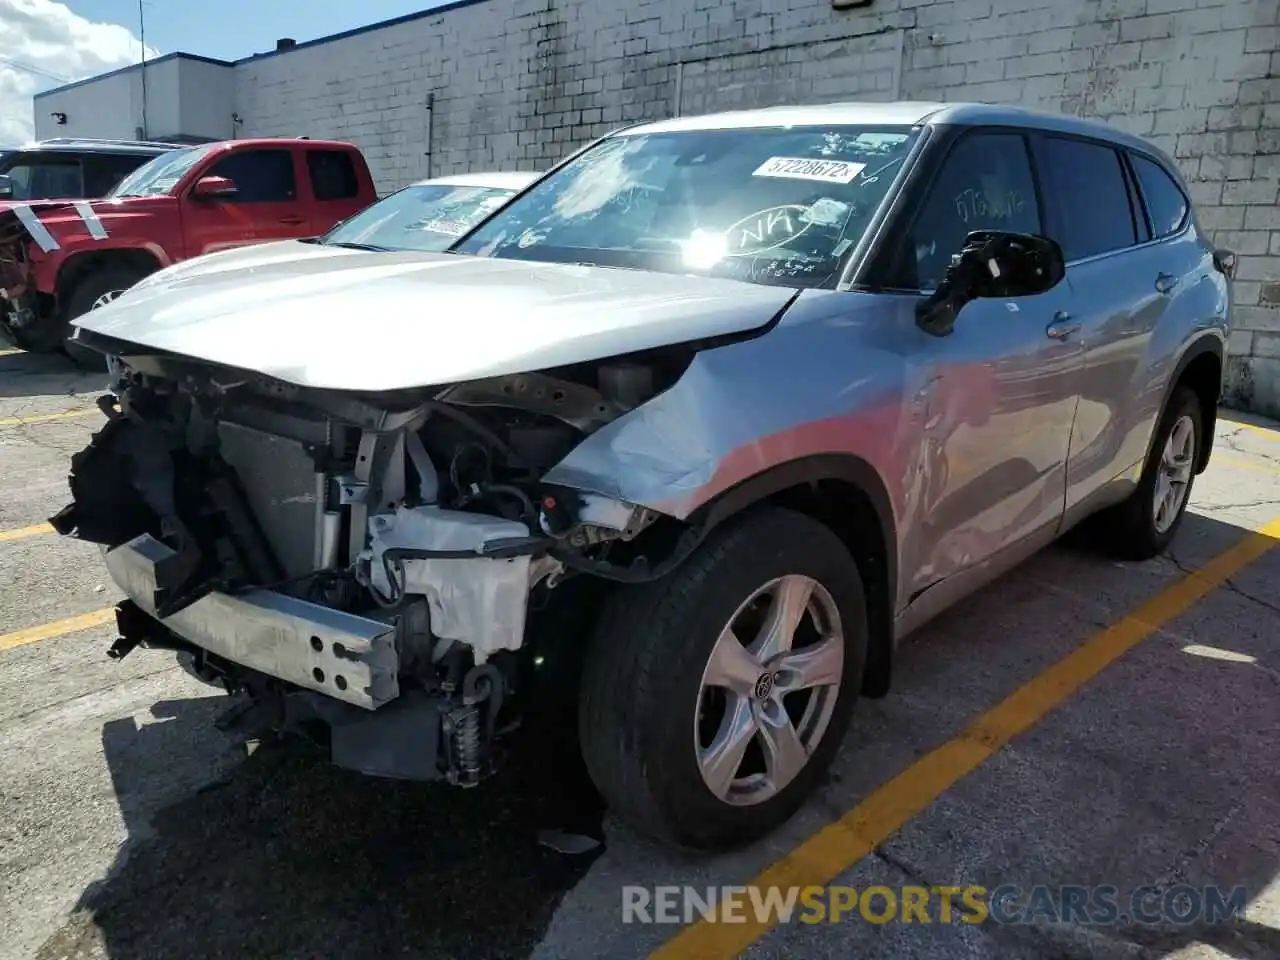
[321,185,517,253]
[752,156,866,183]
[451,125,920,289]
[110,146,212,198]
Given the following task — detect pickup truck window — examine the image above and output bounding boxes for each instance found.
[319,183,518,252]
[207,149,297,202]
[451,125,920,289]
[111,145,211,197]
[308,150,360,200]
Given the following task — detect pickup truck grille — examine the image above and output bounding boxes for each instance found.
[217,421,322,582]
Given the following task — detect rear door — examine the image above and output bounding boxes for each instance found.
[1031,134,1177,512]
[181,146,310,256]
[304,148,367,233]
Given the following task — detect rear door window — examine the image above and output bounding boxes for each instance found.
[896,132,1042,290]
[1130,153,1189,238]
[3,154,83,200]
[1035,137,1138,260]
[307,150,360,200]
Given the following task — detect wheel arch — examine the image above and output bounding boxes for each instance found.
[689,454,899,699]
[55,246,165,313]
[1161,334,1224,474]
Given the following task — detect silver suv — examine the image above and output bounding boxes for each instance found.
[54,102,1232,851]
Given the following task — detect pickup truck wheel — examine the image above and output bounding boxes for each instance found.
[1091,385,1202,560]
[62,265,149,370]
[578,506,867,850]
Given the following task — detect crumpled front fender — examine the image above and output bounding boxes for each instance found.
[541,288,912,524]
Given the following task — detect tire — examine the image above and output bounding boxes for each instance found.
[6,313,65,354]
[61,264,150,370]
[1093,384,1203,561]
[578,506,868,851]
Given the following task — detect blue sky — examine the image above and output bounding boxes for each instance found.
[65,0,450,61]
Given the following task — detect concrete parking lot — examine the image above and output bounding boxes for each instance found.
[1,342,1278,960]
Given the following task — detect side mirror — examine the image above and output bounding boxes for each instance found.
[0,175,13,200]
[916,231,1066,337]
[191,175,237,200]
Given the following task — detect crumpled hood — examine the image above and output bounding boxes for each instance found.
[73,249,799,392]
[0,196,170,252]
[133,238,362,285]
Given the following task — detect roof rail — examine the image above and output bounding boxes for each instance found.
[33,137,182,149]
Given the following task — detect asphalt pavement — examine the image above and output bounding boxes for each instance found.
[1,343,1277,960]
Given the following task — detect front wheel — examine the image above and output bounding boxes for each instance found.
[62,265,149,370]
[578,506,868,850]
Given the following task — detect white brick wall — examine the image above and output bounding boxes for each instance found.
[57,0,1280,414]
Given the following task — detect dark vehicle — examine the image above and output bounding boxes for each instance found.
[0,138,181,202]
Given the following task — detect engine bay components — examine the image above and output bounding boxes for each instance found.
[49,351,691,787]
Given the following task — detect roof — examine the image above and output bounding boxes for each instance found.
[631,101,951,134]
[15,138,180,156]
[412,170,541,190]
[34,52,236,100]
[623,100,1165,159]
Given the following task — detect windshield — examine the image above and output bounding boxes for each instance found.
[0,151,84,200]
[109,145,212,198]
[451,125,920,288]
[320,183,521,252]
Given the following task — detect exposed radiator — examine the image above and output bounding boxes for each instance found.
[217,421,324,582]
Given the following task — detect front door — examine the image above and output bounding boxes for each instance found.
[893,130,1082,599]
[181,147,310,257]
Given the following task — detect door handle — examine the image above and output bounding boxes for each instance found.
[1155,272,1179,294]
[1046,311,1080,340]
[278,215,307,225]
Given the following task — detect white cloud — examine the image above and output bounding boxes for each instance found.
[0,0,160,144]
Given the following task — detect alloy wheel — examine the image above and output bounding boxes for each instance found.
[695,574,844,807]
[1153,413,1196,534]
[90,290,124,310]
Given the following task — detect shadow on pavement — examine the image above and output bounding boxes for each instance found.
[0,348,103,400]
[32,512,1280,960]
[38,687,604,960]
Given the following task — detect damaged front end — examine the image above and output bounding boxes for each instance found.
[0,205,39,339]
[51,346,693,786]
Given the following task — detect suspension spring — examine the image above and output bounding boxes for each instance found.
[451,704,482,787]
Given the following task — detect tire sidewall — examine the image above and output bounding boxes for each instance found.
[1138,387,1202,551]
[63,266,147,369]
[639,511,868,846]
[66,266,145,322]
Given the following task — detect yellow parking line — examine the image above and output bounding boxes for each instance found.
[0,347,22,357]
[0,408,99,427]
[0,522,54,543]
[0,607,115,653]
[651,514,1280,959]
[1210,453,1280,476]
[1219,414,1280,441]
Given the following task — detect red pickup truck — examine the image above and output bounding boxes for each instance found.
[0,137,376,362]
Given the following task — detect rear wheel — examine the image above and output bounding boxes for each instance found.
[61,264,150,370]
[1093,385,1202,560]
[578,506,868,850]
